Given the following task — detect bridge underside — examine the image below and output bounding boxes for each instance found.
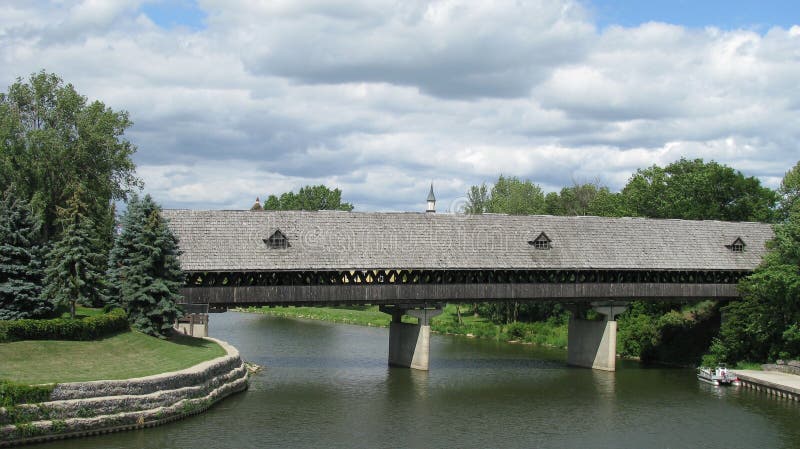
[180,269,746,306]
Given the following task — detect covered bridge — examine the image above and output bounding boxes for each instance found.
[163,210,773,305]
[163,209,774,371]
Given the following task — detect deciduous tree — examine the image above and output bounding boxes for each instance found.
[465,175,546,215]
[621,158,777,222]
[260,185,354,211]
[0,70,140,245]
[778,160,800,220]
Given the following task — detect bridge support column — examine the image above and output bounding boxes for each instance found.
[567,301,628,372]
[380,305,442,371]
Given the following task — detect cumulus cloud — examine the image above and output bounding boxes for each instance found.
[0,0,798,212]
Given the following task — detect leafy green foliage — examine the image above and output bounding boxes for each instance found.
[621,158,777,222]
[109,195,183,338]
[618,301,720,365]
[0,308,128,342]
[544,183,626,217]
[0,187,52,319]
[42,189,108,318]
[778,160,800,219]
[466,175,546,215]
[0,71,140,244]
[261,185,353,211]
[465,183,489,214]
[0,381,54,407]
[712,209,800,363]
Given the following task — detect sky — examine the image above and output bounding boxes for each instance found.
[1,1,798,213]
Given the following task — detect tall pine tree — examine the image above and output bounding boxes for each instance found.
[110,194,182,337]
[43,188,108,318]
[0,187,52,319]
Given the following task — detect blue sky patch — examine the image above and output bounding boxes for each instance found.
[140,0,207,30]
[588,0,799,30]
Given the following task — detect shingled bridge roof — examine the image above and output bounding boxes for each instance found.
[161,210,774,272]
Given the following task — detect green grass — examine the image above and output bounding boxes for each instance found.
[733,361,763,370]
[241,303,569,348]
[59,306,106,319]
[0,331,226,384]
[239,305,414,326]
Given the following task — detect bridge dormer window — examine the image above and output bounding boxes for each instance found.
[265,230,289,249]
[528,232,551,250]
[726,237,745,253]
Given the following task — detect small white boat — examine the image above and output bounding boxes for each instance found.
[697,364,740,386]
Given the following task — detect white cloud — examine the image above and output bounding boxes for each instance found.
[0,0,798,211]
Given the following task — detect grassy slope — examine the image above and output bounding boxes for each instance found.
[0,331,226,384]
[242,304,568,348]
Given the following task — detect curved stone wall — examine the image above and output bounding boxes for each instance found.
[0,338,248,447]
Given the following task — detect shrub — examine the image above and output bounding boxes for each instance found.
[0,308,128,342]
[0,381,54,407]
[505,322,528,340]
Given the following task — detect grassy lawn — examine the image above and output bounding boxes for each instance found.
[0,331,226,384]
[239,305,412,326]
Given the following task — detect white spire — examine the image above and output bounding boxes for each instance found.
[426,183,436,213]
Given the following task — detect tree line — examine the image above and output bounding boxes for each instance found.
[0,71,181,337]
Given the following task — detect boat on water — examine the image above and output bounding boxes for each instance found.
[697,365,740,386]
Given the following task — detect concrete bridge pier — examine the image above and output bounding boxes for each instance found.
[567,301,628,371]
[380,305,443,371]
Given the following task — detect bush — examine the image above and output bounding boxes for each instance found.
[0,308,128,342]
[0,380,55,407]
[505,322,528,340]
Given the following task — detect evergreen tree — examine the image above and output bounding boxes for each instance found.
[110,194,182,337]
[0,187,52,319]
[42,188,108,318]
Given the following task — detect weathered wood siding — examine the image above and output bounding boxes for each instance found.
[180,282,740,306]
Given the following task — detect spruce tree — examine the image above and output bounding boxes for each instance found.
[110,194,183,337]
[0,187,52,319]
[43,188,108,318]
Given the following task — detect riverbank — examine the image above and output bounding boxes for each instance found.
[237,304,569,348]
[0,338,248,447]
[0,331,226,384]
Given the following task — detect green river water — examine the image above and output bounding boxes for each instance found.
[31,311,800,448]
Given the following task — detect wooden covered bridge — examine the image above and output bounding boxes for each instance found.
[163,209,773,371]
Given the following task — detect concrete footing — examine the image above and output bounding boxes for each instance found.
[566,301,628,372]
[388,323,432,370]
[567,318,617,371]
[381,305,442,371]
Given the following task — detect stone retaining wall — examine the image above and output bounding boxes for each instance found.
[0,338,248,447]
[761,360,800,376]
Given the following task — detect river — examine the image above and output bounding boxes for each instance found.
[33,311,800,448]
